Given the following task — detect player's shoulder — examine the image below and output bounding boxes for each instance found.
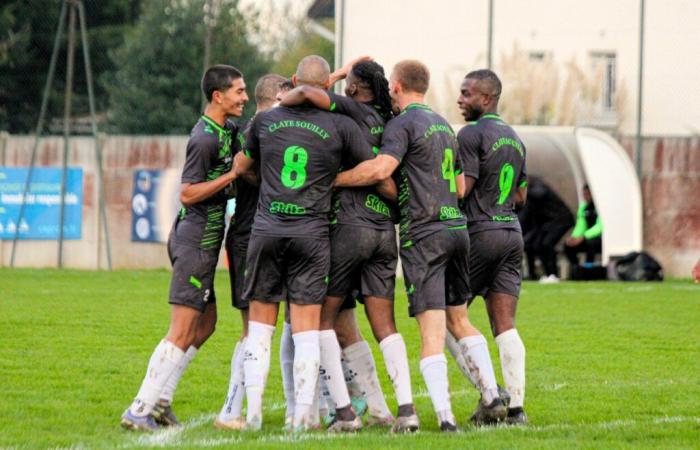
[188,119,220,147]
[457,121,482,141]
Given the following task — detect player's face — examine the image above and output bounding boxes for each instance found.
[218,77,248,117]
[344,70,359,98]
[457,78,484,121]
[583,187,592,202]
[388,74,401,114]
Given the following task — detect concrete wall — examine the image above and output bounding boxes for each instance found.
[1,133,697,277]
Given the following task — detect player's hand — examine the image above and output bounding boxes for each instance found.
[566,236,583,246]
[692,258,700,283]
[333,56,373,81]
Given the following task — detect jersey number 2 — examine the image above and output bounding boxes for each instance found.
[441,148,457,193]
[281,145,308,189]
[497,163,514,205]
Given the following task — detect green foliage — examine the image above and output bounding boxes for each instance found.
[1,270,698,448]
[271,18,335,79]
[104,0,271,134]
[0,0,141,134]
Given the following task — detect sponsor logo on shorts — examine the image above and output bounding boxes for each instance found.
[491,214,517,222]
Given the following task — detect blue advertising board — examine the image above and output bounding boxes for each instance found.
[0,167,83,240]
[131,169,181,243]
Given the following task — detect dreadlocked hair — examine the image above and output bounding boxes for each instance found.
[351,60,394,121]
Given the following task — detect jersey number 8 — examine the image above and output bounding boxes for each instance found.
[281,145,308,189]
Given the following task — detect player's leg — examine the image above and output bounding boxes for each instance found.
[403,235,453,432]
[279,304,296,430]
[445,229,505,426]
[216,239,250,430]
[286,237,329,431]
[362,229,412,425]
[484,230,527,425]
[121,242,213,431]
[240,234,285,430]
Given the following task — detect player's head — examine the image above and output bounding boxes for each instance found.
[254,74,286,111]
[201,64,248,117]
[389,60,430,105]
[293,55,331,89]
[276,79,294,104]
[346,60,393,121]
[457,69,502,121]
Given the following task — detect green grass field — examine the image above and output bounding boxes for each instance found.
[1,269,699,449]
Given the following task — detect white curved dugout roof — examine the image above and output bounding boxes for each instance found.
[454,125,643,264]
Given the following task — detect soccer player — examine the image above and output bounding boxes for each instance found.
[234,55,376,432]
[215,74,288,431]
[120,65,248,431]
[335,60,504,431]
[281,59,416,432]
[455,69,528,425]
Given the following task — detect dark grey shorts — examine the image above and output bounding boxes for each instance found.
[242,234,330,305]
[469,228,524,301]
[327,224,398,305]
[225,230,249,310]
[167,237,218,312]
[400,228,471,317]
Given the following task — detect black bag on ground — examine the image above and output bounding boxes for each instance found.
[614,251,664,281]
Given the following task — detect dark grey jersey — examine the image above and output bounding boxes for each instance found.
[380,104,466,247]
[173,115,238,250]
[245,105,373,238]
[229,120,258,241]
[327,92,396,230]
[458,114,527,234]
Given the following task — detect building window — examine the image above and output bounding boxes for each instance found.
[590,52,617,112]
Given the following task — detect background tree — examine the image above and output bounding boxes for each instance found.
[0,0,141,134]
[104,0,271,134]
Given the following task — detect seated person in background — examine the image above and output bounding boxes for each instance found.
[564,184,602,277]
[519,177,574,283]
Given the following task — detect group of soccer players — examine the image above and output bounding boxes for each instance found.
[120,54,528,434]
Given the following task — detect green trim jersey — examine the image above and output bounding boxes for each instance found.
[327,92,397,230]
[172,115,238,250]
[457,113,527,234]
[245,105,374,238]
[228,119,259,241]
[380,104,466,247]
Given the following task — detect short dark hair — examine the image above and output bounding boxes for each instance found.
[465,69,502,97]
[279,79,294,91]
[254,74,286,107]
[201,64,243,102]
[393,60,430,94]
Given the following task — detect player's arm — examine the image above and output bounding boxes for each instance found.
[376,177,397,201]
[234,151,258,185]
[456,173,467,199]
[336,154,399,187]
[463,176,477,198]
[179,135,238,207]
[515,185,528,205]
[329,55,372,85]
[280,85,332,110]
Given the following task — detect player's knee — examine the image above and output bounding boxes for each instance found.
[371,322,397,342]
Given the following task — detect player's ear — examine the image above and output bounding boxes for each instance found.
[211,89,223,105]
[347,83,357,96]
[291,74,298,87]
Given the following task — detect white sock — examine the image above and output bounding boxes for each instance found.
[159,345,197,405]
[319,371,333,416]
[459,334,499,404]
[244,321,275,426]
[341,356,362,398]
[343,340,391,417]
[279,322,295,418]
[319,330,352,409]
[419,354,452,417]
[445,331,478,388]
[379,333,413,409]
[292,330,320,427]
[129,340,185,417]
[309,375,320,425]
[495,328,526,408]
[218,338,246,421]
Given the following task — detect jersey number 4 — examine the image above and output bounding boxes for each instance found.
[281,145,308,189]
[441,148,457,193]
